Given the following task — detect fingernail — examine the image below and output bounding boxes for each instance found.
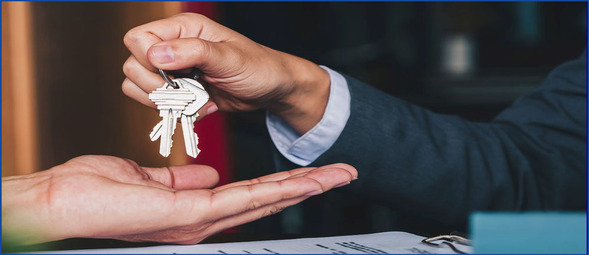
[206,104,218,115]
[334,181,351,188]
[151,44,175,64]
[305,189,323,196]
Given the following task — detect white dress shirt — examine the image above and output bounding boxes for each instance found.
[266,66,351,166]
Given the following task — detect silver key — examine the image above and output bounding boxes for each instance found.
[150,78,209,158]
[149,81,195,157]
[177,78,209,158]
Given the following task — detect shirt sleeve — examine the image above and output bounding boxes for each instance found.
[265,66,351,166]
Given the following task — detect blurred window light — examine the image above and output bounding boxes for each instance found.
[441,34,476,76]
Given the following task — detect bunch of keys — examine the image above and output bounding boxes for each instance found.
[148,69,209,158]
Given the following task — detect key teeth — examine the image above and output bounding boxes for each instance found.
[149,121,162,141]
[187,147,201,158]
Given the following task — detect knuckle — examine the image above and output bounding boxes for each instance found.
[265,206,284,216]
[174,12,206,22]
[193,39,212,63]
[247,200,263,211]
[121,79,134,96]
[282,192,294,200]
[246,185,263,210]
[191,39,208,56]
[121,58,132,76]
[123,28,143,48]
[122,57,139,77]
[121,158,141,170]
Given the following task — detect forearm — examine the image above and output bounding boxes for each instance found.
[312,60,586,227]
[2,173,57,245]
[310,77,507,225]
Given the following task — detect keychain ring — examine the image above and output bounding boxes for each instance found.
[158,69,179,89]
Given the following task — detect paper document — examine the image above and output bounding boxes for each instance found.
[35,231,471,254]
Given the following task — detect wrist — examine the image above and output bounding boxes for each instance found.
[269,52,330,134]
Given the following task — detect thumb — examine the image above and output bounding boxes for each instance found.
[147,38,236,74]
[142,164,220,190]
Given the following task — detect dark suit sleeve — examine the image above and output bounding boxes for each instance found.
[309,54,586,227]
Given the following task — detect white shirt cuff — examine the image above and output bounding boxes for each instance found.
[266,66,351,166]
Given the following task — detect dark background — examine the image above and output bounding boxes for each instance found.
[8,1,586,252]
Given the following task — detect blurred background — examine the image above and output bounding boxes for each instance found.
[2,1,586,247]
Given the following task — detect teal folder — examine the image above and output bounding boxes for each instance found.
[470,212,586,254]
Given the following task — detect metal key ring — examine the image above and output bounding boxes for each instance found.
[158,69,179,89]
[158,68,202,89]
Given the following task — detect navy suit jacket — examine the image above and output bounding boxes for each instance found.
[275,53,586,233]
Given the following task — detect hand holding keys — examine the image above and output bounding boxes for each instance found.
[149,69,209,158]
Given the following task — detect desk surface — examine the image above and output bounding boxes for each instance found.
[3,233,310,253]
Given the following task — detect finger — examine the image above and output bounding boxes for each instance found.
[124,26,162,72]
[201,166,355,220]
[121,78,156,108]
[201,196,309,243]
[193,101,218,123]
[299,164,356,191]
[122,55,165,94]
[213,166,317,192]
[147,38,242,73]
[319,163,358,180]
[124,19,184,72]
[142,164,219,190]
[213,163,357,192]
